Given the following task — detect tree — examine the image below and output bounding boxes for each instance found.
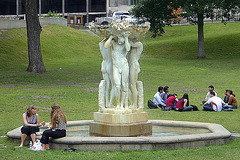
[130,0,180,38]
[25,0,46,73]
[131,0,240,59]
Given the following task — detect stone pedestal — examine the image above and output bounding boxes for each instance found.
[90,112,152,137]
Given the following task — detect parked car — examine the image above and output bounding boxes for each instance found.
[94,11,137,25]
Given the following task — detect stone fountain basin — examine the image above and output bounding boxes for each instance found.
[7,120,232,151]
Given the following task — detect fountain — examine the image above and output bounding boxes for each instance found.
[7,21,233,151]
[88,21,152,137]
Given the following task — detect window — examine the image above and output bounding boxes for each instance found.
[66,0,86,13]
[0,0,16,15]
[89,0,106,12]
[129,0,138,5]
[41,0,62,14]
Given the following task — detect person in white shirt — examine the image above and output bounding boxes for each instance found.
[201,85,217,106]
[153,86,165,108]
[205,85,217,101]
[202,91,225,112]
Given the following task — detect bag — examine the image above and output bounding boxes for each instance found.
[190,105,199,111]
[148,100,158,109]
[31,139,42,151]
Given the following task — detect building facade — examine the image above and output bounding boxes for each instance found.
[0,0,137,24]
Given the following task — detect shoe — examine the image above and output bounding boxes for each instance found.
[64,148,76,152]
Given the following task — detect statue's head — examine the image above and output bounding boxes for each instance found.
[117,35,125,44]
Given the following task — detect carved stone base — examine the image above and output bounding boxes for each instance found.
[89,112,152,137]
[90,121,152,137]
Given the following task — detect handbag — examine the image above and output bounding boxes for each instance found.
[31,139,42,151]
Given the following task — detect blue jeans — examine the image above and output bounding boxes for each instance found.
[223,105,237,109]
[182,106,193,111]
[203,106,214,111]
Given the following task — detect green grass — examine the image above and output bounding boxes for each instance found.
[0,22,240,159]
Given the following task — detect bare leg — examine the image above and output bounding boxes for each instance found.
[121,85,128,108]
[41,144,46,151]
[121,66,129,108]
[30,133,36,146]
[130,73,138,109]
[109,84,115,108]
[103,74,110,107]
[113,70,121,108]
[128,88,133,107]
[130,83,137,109]
[115,85,121,108]
[45,144,50,150]
[19,134,27,147]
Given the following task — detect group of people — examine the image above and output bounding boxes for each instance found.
[19,104,67,151]
[152,86,194,111]
[201,85,238,112]
[151,85,238,112]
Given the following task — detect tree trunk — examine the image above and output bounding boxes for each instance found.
[197,14,206,59]
[25,0,46,73]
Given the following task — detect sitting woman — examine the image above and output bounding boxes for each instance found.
[40,104,67,151]
[223,90,238,109]
[19,105,45,148]
[175,93,193,111]
[165,94,178,110]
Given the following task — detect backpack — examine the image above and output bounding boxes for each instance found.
[190,105,199,111]
[148,100,158,109]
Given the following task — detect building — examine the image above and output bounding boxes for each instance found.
[0,0,138,25]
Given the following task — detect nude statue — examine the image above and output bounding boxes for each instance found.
[104,32,131,108]
[128,39,143,109]
[99,38,115,108]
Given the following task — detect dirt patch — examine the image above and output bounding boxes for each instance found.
[0,29,7,35]
[0,84,21,87]
[19,95,52,102]
[83,87,98,92]
[175,87,205,94]
[36,106,51,112]
[47,83,82,88]
[31,95,52,99]
[22,88,36,91]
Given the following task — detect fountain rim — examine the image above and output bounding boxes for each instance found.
[7,119,231,145]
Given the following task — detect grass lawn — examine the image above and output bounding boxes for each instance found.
[0,22,240,159]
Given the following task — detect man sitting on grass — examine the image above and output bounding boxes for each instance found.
[201,91,225,112]
[153,86,165,109]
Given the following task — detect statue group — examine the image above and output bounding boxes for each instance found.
[89,21,149,113]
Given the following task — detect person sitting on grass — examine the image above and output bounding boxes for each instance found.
[19,105,45,148]
[223,90,238,109]
[201,91,225,112]
[153,86,165,109]
[166,93,178,110]
[175,93,193,111]
[160,86,169,105]
[223,90,230,103]
[201,85,218,106]
[40,104,67,151]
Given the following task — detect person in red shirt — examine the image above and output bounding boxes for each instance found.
[175,93,193,111]
[166,94,178,110]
